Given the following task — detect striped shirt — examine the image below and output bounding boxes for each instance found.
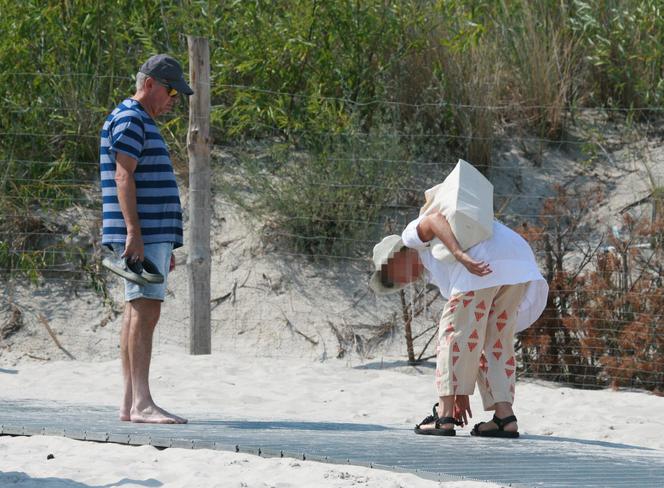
[99,99,183,249]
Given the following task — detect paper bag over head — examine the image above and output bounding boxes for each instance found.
[419,159,494,262]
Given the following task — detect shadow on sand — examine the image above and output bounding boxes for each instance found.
[353,359,435,371]
[519,434,654,451]
[191,419,391,432]
[0,472,162,488]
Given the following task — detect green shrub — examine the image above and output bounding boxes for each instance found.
[497,1,580,139]
[571,0,664,112]
[222,131,410,257]
[0,0,188,278]
[1,0,664,277]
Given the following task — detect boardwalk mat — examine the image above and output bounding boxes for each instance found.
[1,400,663,487]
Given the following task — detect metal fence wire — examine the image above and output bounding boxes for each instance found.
[0,74,662,392]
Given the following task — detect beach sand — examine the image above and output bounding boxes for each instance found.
[1,347,662,487]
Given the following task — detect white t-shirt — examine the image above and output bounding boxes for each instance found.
[401,216,548,332]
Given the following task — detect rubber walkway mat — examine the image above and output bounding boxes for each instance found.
[1,400,663,487]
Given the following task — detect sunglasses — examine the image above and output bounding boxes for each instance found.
[153,78,178,97]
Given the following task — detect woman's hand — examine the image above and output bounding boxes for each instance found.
[455,251,492,277]
[453,395,472,426]
[417,212,492,276]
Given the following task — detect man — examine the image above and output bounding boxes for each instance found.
[370,210,548,437]
[100,54,193,424]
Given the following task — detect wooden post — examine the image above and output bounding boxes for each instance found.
[187,36,211,355]
[399,290,416,365]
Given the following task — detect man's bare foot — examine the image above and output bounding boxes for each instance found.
[155,405,187,424]
[130,404,187,424]
[120,396,132,421]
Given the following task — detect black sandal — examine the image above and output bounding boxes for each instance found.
[470,414,519,438]
[414,403,461,436]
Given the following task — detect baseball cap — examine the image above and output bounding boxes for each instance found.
[139,54,194,96]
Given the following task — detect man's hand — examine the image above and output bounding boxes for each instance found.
[453,395,472,426]
[169,254,175,272]
[454,251,492,277]
[122,232,144,262]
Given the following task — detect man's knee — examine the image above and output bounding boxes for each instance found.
[129,298,162,325]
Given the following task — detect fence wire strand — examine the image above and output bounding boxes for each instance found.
[2,78,663,392]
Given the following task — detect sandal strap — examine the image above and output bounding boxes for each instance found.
[416,403,441,428]
[416,403,464,428]
[491,414,517,430]
[435,416,460,428]
[416,414,437,428]
[433,403,464,427]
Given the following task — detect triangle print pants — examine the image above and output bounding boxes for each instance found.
[435,283,528,411]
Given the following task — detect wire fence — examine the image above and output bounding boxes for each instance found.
[1,74,662,392]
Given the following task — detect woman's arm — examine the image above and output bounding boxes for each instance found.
[417,211,492,276]
[416,211,464,258]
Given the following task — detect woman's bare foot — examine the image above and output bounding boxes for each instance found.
[472,402,519,437]
[415,399,457,432]
[418,418,456,431]
[480,402,518,433]
[130,404,188,424]
[477,417,518,433]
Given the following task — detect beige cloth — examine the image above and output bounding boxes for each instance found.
[434,283,527,410]
[419,159,494,263]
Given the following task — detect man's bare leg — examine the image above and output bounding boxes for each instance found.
[119,303,133,421]
[127,297,187,424]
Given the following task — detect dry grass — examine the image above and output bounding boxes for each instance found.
[500,3,580,139]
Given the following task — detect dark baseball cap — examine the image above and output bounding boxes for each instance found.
[139,54,194,96]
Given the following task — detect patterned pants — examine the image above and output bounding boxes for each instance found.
[435,283,528,411]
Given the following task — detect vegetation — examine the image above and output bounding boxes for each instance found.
[518,186,663,391]
[2,1,664,269]
[0,1,662,386]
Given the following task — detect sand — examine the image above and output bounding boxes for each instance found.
[1,347,662,487]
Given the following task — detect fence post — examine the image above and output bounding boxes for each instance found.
[187,36,211,355]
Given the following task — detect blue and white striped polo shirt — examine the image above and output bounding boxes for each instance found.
[100,98,183,249]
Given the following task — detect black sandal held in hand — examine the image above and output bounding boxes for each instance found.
[414,403,462,436]
[102,256,164,286]
[470,414,519,438]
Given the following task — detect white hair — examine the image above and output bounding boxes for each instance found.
[135,71,149,91]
